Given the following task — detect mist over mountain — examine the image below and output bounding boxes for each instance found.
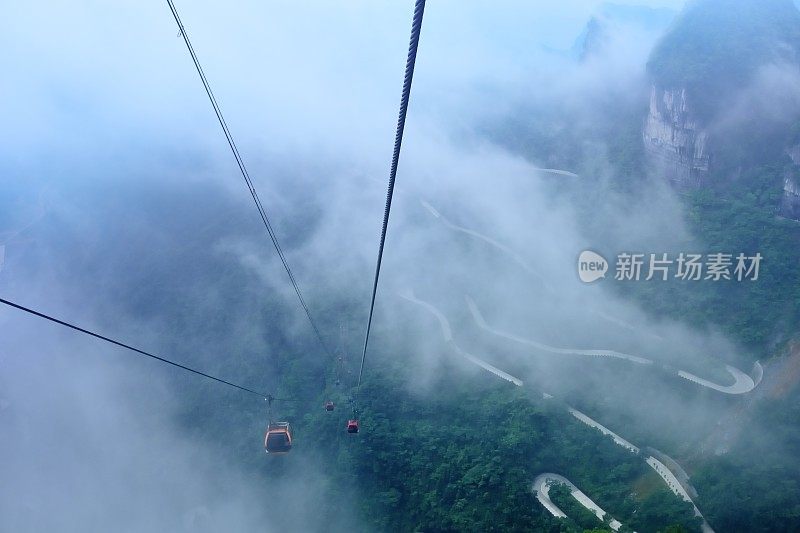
[573,3,676,60]
[3,1,800,532]
[649,0,800,99]
[644,0,800,212]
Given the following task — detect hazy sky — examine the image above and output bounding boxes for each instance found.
[0,0,687,157]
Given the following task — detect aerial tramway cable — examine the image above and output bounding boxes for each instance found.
[2,1,426,433]
[0,296,297,400]
[165,0,332,358]
[356,0,427,395]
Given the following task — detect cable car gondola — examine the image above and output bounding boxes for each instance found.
[324,401,335,412]
[347,419,359,433]
[264,422,293,454]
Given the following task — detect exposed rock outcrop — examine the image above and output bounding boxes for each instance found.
[781,145,800,219]
[643,0,800,217]
[643,86,710,188]
[789,144,800,166]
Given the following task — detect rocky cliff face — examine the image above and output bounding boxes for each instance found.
[781,145,800,218]
[643,86,710,188]
[643,87,800,221]
[643,0,800,217]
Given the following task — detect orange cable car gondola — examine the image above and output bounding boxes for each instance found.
[264,421,293,455]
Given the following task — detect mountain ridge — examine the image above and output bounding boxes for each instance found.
[643,0,800,209]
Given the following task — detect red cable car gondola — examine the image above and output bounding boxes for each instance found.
[264,422,293,455]
[347,419,359,433]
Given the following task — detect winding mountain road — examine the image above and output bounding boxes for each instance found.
[533,168,580,178]
[420,198,664,341]
[399,291,523,386]
[466,296,652,366]
[402,293,715,531]
[533,473,625,531]
[677,367,755,395]
[407,171,736,530]
[567,407,713,532]
[467,295,757,395]
[568,408,640,453]
[420,200,553,290]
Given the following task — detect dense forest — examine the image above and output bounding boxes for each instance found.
[647,0,800,120]
[86,2,800,530]
[42,179,706,532]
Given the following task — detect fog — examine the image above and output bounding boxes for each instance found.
[8,0,792,531]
